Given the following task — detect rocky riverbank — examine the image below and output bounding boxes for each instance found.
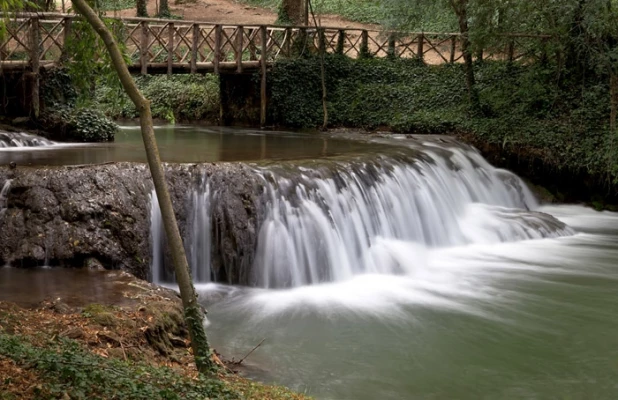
[0,162,262,281]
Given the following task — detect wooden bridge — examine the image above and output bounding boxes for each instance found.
[0,12,549,124]
[0,12,549,73]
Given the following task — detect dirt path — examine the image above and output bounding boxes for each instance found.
[109,0,380,29]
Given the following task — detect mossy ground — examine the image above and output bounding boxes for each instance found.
[0,275,310,400]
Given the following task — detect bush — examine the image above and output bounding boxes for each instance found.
[40,107,117,142]
[97,75,220,123]
[268,55,618,187]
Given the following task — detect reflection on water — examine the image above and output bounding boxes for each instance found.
[198,205,618,400]
[0,267,137,308]
[0,125,380,166]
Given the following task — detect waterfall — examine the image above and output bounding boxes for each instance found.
[150,142,574,289]
[150,177,213,284]
[252,147,573,288]
[0,131,55,148]
[188,180,212,283]
[0,180,11,219]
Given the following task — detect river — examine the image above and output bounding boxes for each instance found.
[2,125,618,399]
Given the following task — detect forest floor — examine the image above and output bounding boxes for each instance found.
[0,270,309,400]
[108,0,378,29]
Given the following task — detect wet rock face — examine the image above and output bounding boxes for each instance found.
[0,163,153,277]
[0,163,262,282]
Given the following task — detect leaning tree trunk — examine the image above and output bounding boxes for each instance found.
[70,0,216,375]
[136,0,148,17]
[451,0,478,111]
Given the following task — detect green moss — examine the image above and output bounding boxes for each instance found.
[82,303,119,327]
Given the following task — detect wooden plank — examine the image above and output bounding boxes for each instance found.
[260,25,267,128]
[191,23,198,73]
[214,24,221,74]
[29,17,41,118]
[167,22,174,76]
[236,25,243,73]
[140,21,148,75]
[60,17,71,63]
[417,33,424,63]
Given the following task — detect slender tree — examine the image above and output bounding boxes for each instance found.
[449,0,478,109]
[70,0,216,375]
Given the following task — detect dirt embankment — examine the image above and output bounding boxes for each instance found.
[0,270,309,399]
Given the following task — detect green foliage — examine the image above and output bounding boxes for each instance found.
[269,56,618,184]
[43,106,118,142]
[0,333,239,400]
[41,68,78,108]
[63,17,129,105]
[96,74,220,122]
[97,0,133,10]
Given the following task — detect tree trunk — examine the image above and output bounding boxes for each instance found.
[158,0,170,18]
[70,0,216,375]
[451,0,478,110]
[611,71,617,132]
[136,0,148,17]
[278,0,305,25]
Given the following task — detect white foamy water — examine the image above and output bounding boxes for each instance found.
[0,131,56,148]
[150,143,575,289]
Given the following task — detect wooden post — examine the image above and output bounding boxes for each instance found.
[214,25,221,74]
[29,17,40,118]
[260,26,267,128]
[417,33,424,63]
[284,27,291,57]
[140,21,149,75]
[507,40,514,63]
[248,28,257,60]
[60,17,72,63]
[387,33,395,59]
[336,29,344,54]
[190,23,199,74]
[360,30,368,58]
[318,28,325,54]
[450,35,456,63]
[236,25,243,73]
[167,22,174,76]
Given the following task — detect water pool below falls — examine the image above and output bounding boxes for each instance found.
[149,137,618,400]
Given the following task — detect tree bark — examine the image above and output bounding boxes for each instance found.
[158,0,170,18]
[70,0,216,375]
[136,0,148,17]
[450,0,478,110]
[611,71,617,132]
[278,0,305,25]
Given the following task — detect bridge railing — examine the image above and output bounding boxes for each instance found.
[0,13,553,73]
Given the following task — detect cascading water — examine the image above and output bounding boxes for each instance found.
[0,179,11,219]
[150,177,213,284]
[253,147,573,288]
[150,141,574,288]
[0,131,55,148]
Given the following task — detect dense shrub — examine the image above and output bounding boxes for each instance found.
[97,74,220,123]
[40,106,117,142]
[269,55,618,185]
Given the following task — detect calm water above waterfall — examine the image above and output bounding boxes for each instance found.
[146,128,618,399]
[0,125,382,165]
